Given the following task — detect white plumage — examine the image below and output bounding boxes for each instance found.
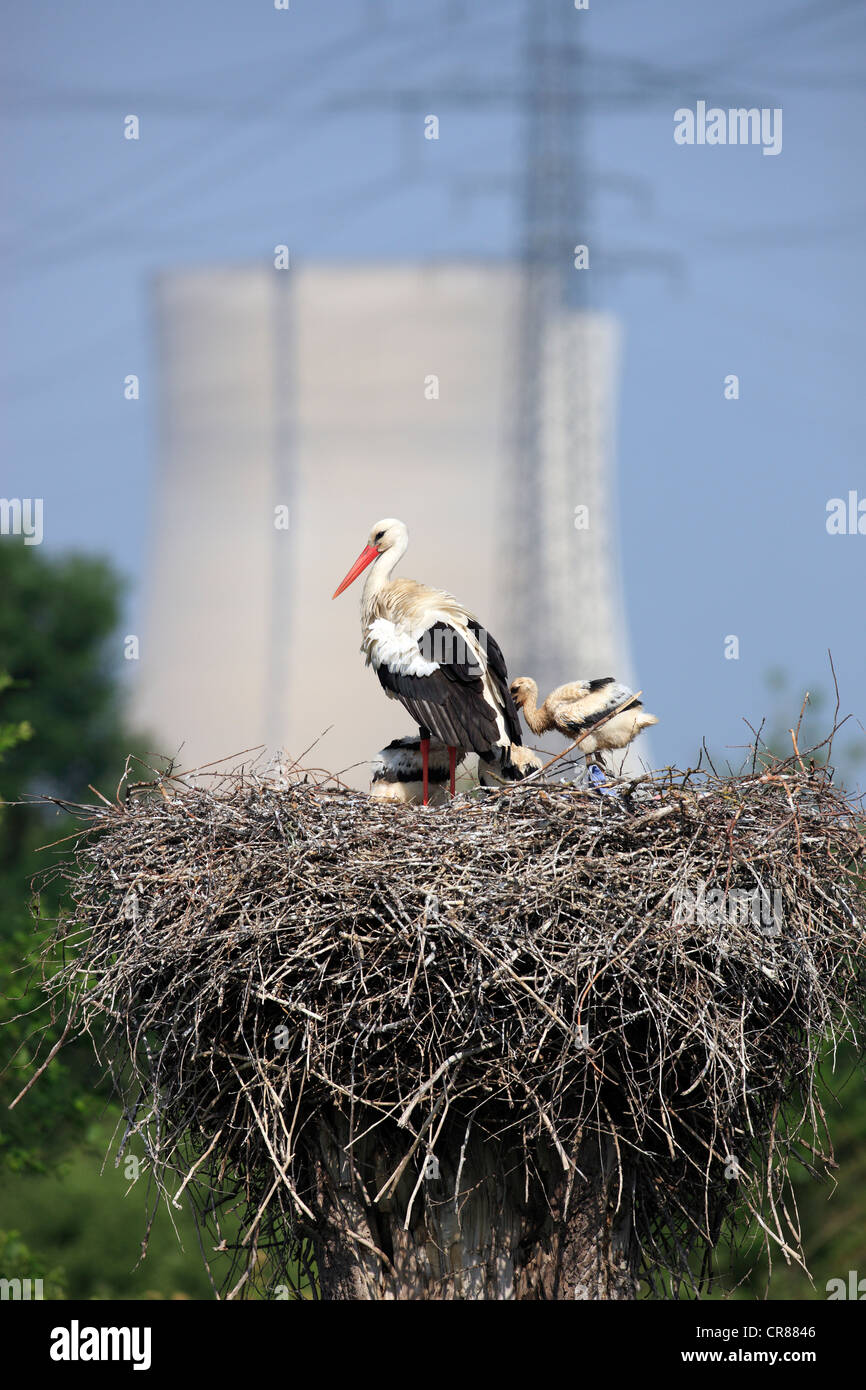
[365,618,439,678]
[333,518,525,803]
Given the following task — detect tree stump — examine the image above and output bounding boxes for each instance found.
[309,1111,637,1300]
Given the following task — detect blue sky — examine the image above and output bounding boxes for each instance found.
[2,0,864,775]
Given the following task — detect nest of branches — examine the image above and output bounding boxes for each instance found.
[16,739,866,1299]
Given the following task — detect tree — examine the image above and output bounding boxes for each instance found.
[0,540,134,1181]
[0,541,252,1299]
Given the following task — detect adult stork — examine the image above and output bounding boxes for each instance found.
[333,518,523,804]
[509,676,658,770]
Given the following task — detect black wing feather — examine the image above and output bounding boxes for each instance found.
[467,620,522,746]
[375,619,521,756]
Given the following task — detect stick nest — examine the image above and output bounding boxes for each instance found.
[20,744,866,1298]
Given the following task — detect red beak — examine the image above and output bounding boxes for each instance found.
[332,543,378,599]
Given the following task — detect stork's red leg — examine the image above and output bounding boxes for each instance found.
[421,736,430,806]
[449,746,456,797]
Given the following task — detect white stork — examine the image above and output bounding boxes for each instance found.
[509,676,658,770]
[477,743,543,788]
[333,518,524,804]
[370,735,466,807]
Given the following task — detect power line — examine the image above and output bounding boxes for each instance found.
[0,19,429,264]
[1,3,522,276]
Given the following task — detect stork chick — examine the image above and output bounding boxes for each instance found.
[371,736,466,808]
[477,743,543,788]
[510,676,658,769]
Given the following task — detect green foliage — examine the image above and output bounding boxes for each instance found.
[0,541,206,1298]
[686,1044,866,1301]
[0,545,128,785]
[0,673,33,764]
[0,542,135,1172]
[0,1228,66,1300]
[0,1119,219,1300]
